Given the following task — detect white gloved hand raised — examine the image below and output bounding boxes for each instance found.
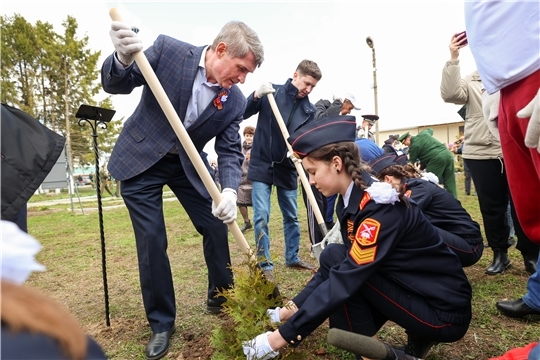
[517,88,540,153]
[242,332,279,360]
[481,90,501,141]
[211,188,237,224]
[266,307,281,324]
[109,21,143,66]
[255,82,275,99]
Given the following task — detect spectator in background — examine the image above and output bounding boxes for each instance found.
[356,114,378,142]
[450,136,472,196]
[314,92,360,119]
[89,173,95,189]
[243,60,321,280]
[399,129,458,198]
[237,126,255,233]
[465,0,540,322]
[465,0,540,244]
[99,163,114,197]
[381,135,399,153]
[441,31,538,275]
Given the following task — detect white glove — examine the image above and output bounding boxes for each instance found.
[211,188,237,224]
[266,307,281,324]
[255,82,275,99]
[517,88,540,153]
[422,172,440,184]
[109,21,143,66]
[242,332,279,360]
[481,90,501,141]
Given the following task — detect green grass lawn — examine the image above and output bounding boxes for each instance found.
[23,174,540,359]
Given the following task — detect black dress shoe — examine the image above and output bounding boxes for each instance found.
[145,326,176,360]
[207,298,225,314]
[496,298,540,318]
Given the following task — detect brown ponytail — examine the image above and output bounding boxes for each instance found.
[402,163,422,178]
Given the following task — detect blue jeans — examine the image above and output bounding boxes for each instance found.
[523,248,540,312]
[528,342,540,360]
[252,181,301,270]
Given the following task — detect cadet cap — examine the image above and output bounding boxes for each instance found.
[288,115,357,159]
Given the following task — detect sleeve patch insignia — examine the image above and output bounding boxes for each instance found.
[349,218,380,265]
[350,245,377,265]
[355,218,380,246]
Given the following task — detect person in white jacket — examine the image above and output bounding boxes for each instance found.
[440,32,538,276]
[464,0,540,322]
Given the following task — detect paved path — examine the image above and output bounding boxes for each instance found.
[28,194,117,208]
[28,191,176,209]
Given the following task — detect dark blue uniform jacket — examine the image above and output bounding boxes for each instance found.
[278,182,472,345]
[404,178,482,239]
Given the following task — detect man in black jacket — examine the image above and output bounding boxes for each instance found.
[314,93,360,119]
[243,60,322,279]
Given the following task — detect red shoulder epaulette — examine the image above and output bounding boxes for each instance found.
[359,191,371,210]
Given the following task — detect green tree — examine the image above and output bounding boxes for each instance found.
[34,20,61,130]
[1,14,121,170]
[1,14,40,112]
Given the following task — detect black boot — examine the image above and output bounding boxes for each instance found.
[485,249,512,275]
[404,333,438,358]
[523,252,538,275]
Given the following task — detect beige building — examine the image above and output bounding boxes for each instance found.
[376,121,464,148]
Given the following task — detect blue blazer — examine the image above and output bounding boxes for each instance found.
[101,35,245,198]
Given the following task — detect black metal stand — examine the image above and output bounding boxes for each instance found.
[76,104,115,326]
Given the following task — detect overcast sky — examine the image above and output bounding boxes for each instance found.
[3,1,477,158]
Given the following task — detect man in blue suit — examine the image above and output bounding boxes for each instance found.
[101,20,264,360]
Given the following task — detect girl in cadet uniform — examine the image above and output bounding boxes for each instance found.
[368,151,484,267]
[243,115,472,360]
